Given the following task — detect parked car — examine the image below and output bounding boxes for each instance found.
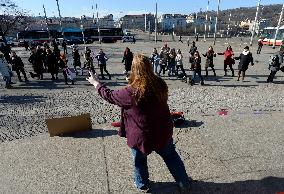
[122,36,135,43]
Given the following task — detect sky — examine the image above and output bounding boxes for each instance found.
[12,0,283,20]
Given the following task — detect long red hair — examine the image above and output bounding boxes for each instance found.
[128,54,168,105]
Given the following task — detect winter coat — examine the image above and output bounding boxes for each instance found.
[96,52,108,65]
[122,51,133,71]
[235,51,254,71]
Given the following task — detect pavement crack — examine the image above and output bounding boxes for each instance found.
[101,128,111,194]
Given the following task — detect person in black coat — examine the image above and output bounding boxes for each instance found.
[45,48,58,80]
[10,51,28,82]
[28,47,44,80]
[62,40,67,54]
[202,46,216,77]
[122,47,133,77]
[235,46,254,81]
[267,49,284,83]
[72,47,82,76]
[190,51,204,86]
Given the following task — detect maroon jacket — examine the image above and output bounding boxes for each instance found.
[96,83,173,155]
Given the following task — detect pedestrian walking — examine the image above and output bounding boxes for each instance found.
[95,49,111,80]
[235,46,254,81]
[178,35,183,43]
[86,54,192,193]
[257,38,264,54]
[10,51,28,82]
[203,46,216,77]
[58,54,75,85]
[218,45,235,77]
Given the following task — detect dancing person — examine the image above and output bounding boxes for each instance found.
[122,47,133,79]
[150,48,160,75]
[86,54,192,193]
[0,52,12,88]
[190,51,204,86]
[84,47,95,75]
[10,51,28,82]
[203,46,216,77]
[95,49,111,80]
[175,49,186,78]
[62,40,68,54]
[168,48,176,76]
[267,48,284,83]
[28,47,44,80]
[179,35,183,43]
[58,54,75,85]
[72,47,82,76]
[45,48,58,80]
[235,46,254,81]
[158,44,170,76]
[218,45,235,77]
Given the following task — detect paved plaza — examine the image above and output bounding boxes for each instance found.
[0,35,284,193]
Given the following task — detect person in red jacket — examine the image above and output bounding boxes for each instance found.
[218,45,235,77]
[87,54,192,193]
[257,38,264,54]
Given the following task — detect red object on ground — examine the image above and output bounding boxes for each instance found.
[111,122,121,128]
[218,109,228,116]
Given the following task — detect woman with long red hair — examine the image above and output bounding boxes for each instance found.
[87,54,192,193]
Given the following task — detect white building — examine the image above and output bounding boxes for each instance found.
[158,14,187,31]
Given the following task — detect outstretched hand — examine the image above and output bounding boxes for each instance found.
[86,71,100,87]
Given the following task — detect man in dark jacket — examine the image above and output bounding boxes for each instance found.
[96,49,111,80]
[10,51,28,82]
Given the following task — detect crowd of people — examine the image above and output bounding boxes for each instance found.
[0,40,113,88]
[0,38,284,89]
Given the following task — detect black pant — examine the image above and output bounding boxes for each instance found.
[99,64,111,79]
[257,46,262,54]
[267,70,277,83]
[158,65,167,75]
[176,65,186,76]
[16,67,27,81]
[224,64,234,76]
[205,67,216,77]
[63,47,67,54]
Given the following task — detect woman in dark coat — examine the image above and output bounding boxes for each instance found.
[122,47,133,75]
[86,54,192,193]
[235,46,254,81]
[203,46,216,77]
[45,48,58,80]
[190,51,204,86]
[28,47,44,80]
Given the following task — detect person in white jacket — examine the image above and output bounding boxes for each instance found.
[175,49,186,78]
[0,52,12,88]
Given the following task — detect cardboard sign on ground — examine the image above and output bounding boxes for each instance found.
[46,113,92,137]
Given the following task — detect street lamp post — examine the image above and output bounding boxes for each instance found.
[272,3,284,49]
[250,0,261,46]
[204,0,210,41]
[55,0,63,37]
[213,0,220,45]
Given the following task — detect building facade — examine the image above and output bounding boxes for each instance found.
[158,14,187,32]
[118,14,155,31]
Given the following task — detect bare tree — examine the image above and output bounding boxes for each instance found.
[0,0,27,41]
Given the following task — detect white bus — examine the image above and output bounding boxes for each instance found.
[259,26,284,46]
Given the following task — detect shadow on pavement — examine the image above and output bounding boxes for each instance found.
[0,95,47,104]
[175,120,204,129]
[150,176,284,194]
[60,129,118,139]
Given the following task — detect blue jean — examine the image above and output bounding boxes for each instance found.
[131,139,191,189]
[191,69,204,82]
[168,62,176,76]
[3,76,11,87]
